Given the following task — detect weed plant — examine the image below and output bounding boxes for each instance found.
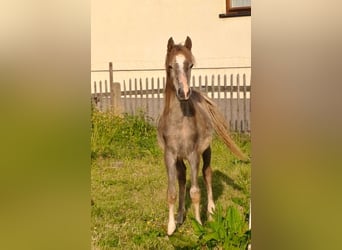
[192,204,251,249]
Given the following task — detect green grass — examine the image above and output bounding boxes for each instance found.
[91,108,160,160]
[91,110,251,249]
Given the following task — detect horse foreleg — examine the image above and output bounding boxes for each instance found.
[165,152,177,235]
[189,152,201,225]
[202,146,215,218]
[176,160,186,225]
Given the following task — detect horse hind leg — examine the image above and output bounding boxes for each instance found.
[176,159,186,225]
[188,153,202,225]
[202,146,215,217]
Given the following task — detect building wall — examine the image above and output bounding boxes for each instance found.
[91,0,251,89]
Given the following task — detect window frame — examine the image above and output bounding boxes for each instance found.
[219,0,251,18]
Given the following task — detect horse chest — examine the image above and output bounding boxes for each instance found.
[158,97,213,157]
[176,119,197,142]
[163,116,202,156]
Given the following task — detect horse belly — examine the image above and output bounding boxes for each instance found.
[177,133,197,158]
[180,127,211,157]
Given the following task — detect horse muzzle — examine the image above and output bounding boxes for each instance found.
[177,86,192,101]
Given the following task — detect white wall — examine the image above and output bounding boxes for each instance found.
[91,0,251,89]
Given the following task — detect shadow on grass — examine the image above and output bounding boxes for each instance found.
[183,169,243,223]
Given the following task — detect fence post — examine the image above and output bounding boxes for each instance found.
[110,81,122,114]
[109,62,113,86]
[109,62,122,114]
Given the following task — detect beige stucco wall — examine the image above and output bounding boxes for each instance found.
[91,0,251,89]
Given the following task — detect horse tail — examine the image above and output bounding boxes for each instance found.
[201,94,248,161]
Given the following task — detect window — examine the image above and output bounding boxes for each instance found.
[219,0,251,18]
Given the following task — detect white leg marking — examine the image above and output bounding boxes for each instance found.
[190,186,202,224]
[208,200,215,214]
[168,204,176,235]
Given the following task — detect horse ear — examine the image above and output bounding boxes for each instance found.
[185,36,192,51]
[167,37,174,52]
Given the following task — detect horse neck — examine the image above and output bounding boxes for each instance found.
[163,75,176,113]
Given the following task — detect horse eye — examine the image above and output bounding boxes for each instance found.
[168,65,173,69]
[189,64,194,69]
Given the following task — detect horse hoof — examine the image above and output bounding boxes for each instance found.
[176,213,184,225]
[196,218,202,225]
[208,202,215,214]
[167,222,176,235]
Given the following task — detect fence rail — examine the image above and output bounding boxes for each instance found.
[91,62,251,133]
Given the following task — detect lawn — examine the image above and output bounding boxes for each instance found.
[91,110,251,249]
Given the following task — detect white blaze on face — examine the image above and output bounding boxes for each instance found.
[175,54,186,72]
[174,54,189,95]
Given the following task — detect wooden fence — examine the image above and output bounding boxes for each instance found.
[91,63,251,133]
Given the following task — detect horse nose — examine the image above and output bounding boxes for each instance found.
[177,87,185,99]
[177,85,191,100]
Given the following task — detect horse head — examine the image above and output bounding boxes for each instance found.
[165,36,194,101]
